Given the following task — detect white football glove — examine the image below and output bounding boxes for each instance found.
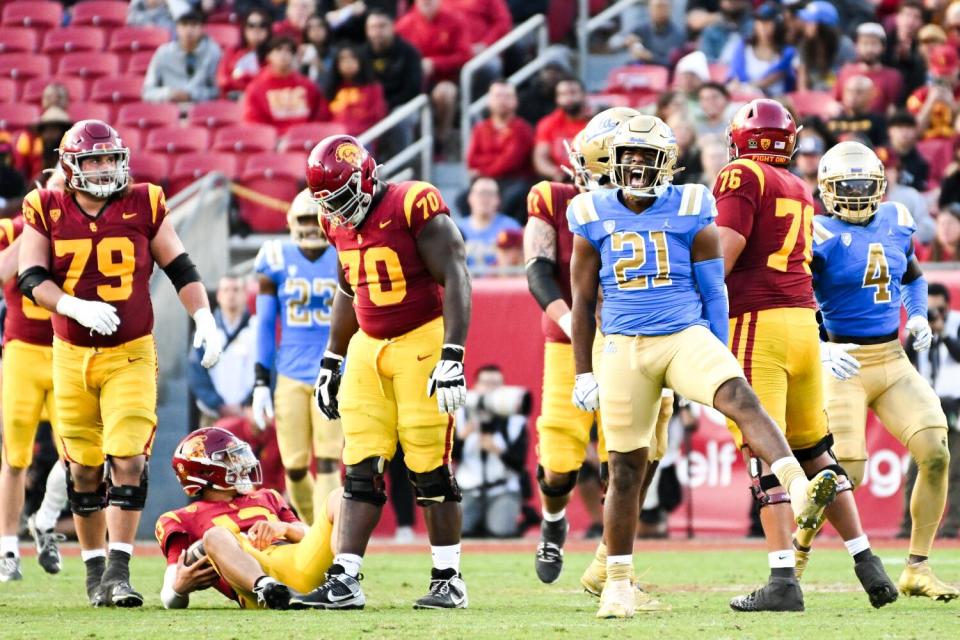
[251,385,274,431]
[820,342,861,381]
[557,311,572,338]
[906,315,932,352]
[427,345,467,414]
[572,372,600,412]
[192,308,224,368]
[56,294,119,336]
[314,351,344,420]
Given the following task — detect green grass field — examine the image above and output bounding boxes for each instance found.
[3,544,960,640]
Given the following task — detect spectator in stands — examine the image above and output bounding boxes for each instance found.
[465,81,534,221]
[217,8,273,99]
[243,36,330,134]
[794,134,826,214]
[907,44,960,140]
[693,82,735,138]
[877,147,935,245]
[622,0,686,68]
[887,110,930,191]
[827,75,888,146]
[143,10,222,103]
[532,77,590,183]
[127,0,177,33]
[494,228,524,270]
[918,203,960,262]
[884,0,926,99]
[700,0,752,62]
[236,0,287,22]
[446,0,513,57]
[457,177,521,269]
[938,144,960,208]
[834,22,904,114]
[917,24,948,67]
[697,134,729,190]
[13,107,72,187]
[793,1,855,92]
[363,10,422,111]
[299,14,333,88]
[0,132,26,216]
[726,2,796,97]
[273,0,315,42]
[324,0,369,43]
[668,115,702,186]
[517,62,568,126]
[326,44,387,135]
[673,51,710,120]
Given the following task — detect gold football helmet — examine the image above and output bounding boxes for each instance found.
[567,107,640,190]
[608,115,680,198]
[818,141,886,223]
[288,189,328,249]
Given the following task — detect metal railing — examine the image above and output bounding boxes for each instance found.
[358,93,433,182]
[459,14,550,160]
[577,0,646,79]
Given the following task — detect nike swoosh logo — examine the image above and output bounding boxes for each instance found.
[327,591,356,602]
[128,357,142,363]
[122,213,137,219]
[417,354,431,361]
[379,220,392,229]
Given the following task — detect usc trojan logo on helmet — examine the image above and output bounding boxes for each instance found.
[335,142,362,168]
[183,435,207,460]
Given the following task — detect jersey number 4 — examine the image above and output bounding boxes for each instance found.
[863,242,892,303]
[612,230,672,290]
[55,237,135,301]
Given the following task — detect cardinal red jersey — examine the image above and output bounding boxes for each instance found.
[0,216,53,346]
[154,489,299,602]
[321,181,447,340]
[713,158,817,317]
[21,184,167,348]
[527,180,578,344]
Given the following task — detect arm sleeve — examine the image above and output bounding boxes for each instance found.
[902,276,928,319]
[693,257,729,344]
[160,563,190,609]
[255,292,278,370]
[188,344,224,415]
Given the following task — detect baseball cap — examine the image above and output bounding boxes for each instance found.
[496,229,523,250]
[797,1,839,27]
[856,22,887,41]
[918,24,947,44]
[675,51,710,82]
[928,44,960,76]
[754,2,781,20]
[797,136,825,156]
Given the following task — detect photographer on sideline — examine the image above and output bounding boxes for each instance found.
[453,365,531,538]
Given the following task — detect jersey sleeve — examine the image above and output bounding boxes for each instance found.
[267,489,300,524]
[811,216,836,278]
[145,183,168,238]
[680,184,717,241]
[566,192,601,250]
[21,189,50,237]
[401,181,450,236]
[713,159,764,240]
[155,511,190,564]
[890,202,918,257]
[254,240,284,281]
[527,181,559,228]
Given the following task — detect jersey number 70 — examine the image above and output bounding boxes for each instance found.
[339,248,407,306]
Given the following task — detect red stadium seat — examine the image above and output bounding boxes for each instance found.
[169,152,239,195]
[71,1,128,29]
[0,103,40,131]
[238,152,305,232]
[146,125,210,154]
[0,27,39,53]
[116,101,179,130]
[0,53,51,83]
[57,52,121,79]
[188,100,243,129]
[212,123,278,157]
[787,90,838,119]
[1,2,62,30]
[128,151,169,186]
[22,75,88,103]
[916,138,954,184]
[124,51,155,75]
[108,26,169,54]
[114,125,143,151]
[204,23,241,52]
[0,77,16,102]
[68,101,112,123]
[604,65,668,95]
[90,75,144,106]
[243,151,305,179]
[42,27,107,58]
[279,122,348,152]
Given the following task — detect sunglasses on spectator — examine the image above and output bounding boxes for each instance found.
[246,21,267,28]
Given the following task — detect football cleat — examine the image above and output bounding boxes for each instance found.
[730,577,804,612]
[0,553,22,582]
[105,580,144,608]
[794,547,810,580]
[289,565,365,610]
[794,469,838,530]
[580,556,605,596]
[597,578,635,619]
[414,568,468,609]
[535,518,568,584]
[898,560,959,602]
[27,514,65,575]
[634,583,671,612]
[854,556,898,608]
[253,577,291,610]
[85,558,107,606]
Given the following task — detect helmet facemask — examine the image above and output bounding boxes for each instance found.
[61,146,129,199]
[314,170,372,229]
[209,441,263,495]
[822,175,886,223]
[290,212,328,249]
[610,144,674,198]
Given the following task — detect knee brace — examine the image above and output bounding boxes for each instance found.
[65,463,107,517]
[747,454,790,509]
[105,457,149,511]
[408,464,461,507]
[791,434,834,461]
[344,457,387,506]
[537,464,578,498]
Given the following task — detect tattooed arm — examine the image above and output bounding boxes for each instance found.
[524,216,571,335]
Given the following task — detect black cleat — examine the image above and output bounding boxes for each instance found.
[730,577,805,612]
[253,578,291,610]
[535,518,568,584]
[413,568,468,609]
[105,581,144,608]
[0,553,22,582]
[85,556,107,606]
[27,514,64,575]
[289,564,365,610]
[855,556,898,608]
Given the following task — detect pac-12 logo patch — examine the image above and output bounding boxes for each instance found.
[841,232,852,246]
[603,220,616,234]
[335,142,362,167]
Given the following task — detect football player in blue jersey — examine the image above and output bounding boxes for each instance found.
[568,115,838,618]
[252,190,343,526]
[801,141,957,601]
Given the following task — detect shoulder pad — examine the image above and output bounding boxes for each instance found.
[889,201,916,231]
[723,159,766,196]
[812,216,836,246]
[527,181,555,218]
[677,183,710,217]
[401,181,444,227]
[567,191,601,226]
[255,239,285,273]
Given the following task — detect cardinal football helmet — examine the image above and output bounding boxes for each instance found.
[818,141,887,223]
[727,99,798,166]
[608,115,680,198]
[306,135,377,229]
[171,427,262,497]
[58,119,130,199]
[288,189,328,249]
[568,107,640,190]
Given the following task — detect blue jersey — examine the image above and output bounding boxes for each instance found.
[811,202,916,338]
[567,184,716,336]
[254,240,338,384]
[457,214,521,267]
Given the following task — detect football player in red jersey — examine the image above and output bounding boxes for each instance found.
[715,100,897,611]
[16,120,224,607]
[157,427,342,610]
[303,134,471,610]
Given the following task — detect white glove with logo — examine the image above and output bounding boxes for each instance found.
[572,372,600,412]
[820,342,861,381]
[906,315,932,352]
[427,345,467,414]
[251,385,274,431]
[56,294,119,336]
[193,308,224,368]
